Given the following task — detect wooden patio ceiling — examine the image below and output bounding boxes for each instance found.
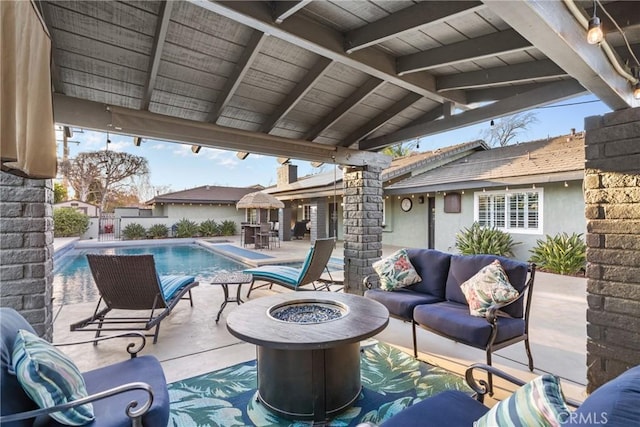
[41,0,640,167]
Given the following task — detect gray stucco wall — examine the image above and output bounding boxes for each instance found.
[384,182,585,262]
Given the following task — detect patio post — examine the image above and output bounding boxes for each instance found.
[584,106,640,392]
[0,171,54,340]
[342,165,383,295]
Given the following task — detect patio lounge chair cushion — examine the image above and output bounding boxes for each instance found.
[159,275,196,300]
[460,260,519,317]
[475,374,570,426]
[243,265,300,286]
[372,249,421,291]
[365,289,442,320]
[12,330,94,425]
[413,301,525,348]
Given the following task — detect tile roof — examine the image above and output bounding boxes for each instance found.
[386,133,585,191]
[146,185,263,204]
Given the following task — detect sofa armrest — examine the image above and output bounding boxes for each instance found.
[54,332,147,359]
[363,274,379,290]
[0,382,154,424]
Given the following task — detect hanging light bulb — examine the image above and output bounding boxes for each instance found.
[490,119,495,126]
[587,1,603,44]
[634,83,640,100]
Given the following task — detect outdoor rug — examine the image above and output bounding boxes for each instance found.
[168,340,472,426]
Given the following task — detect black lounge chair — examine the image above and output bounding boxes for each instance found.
[245,238,335,296]
[70,254,198,343]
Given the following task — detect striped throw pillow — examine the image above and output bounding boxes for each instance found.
[12,329,94,425]
[475,374,570,427]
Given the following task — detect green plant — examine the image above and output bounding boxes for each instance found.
[174,218,199,238]
[219,220,237,236]
[53,182,68,203]
[199,219,220,237]
[53,208,89,237]
[455,222,518,257]
[122,223,147,240]
[147,223,169,239]
[529,232,586,275]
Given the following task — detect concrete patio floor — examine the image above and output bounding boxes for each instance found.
[52,238,588,405]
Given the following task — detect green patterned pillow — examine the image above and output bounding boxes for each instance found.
[372,249,421,291]
[460,259,519,317]
[12,329,94,425]
[476,374,570,426]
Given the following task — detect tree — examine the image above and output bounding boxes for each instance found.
[381,140,418,158]
[59,151,149,212]
[481,112,538,147]
[53,182,68,203]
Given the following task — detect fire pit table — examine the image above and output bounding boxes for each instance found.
[226,291,389,422]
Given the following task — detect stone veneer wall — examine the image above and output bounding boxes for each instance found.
[0,171,54,340]
[342,165,383,295]
[584,107,640,393]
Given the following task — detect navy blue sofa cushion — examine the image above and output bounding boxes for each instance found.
[445,254,529,318]
[405,249,451,298]
[380,390,488,426]
[413,301,525,348]
[572,365,640,427]
[364,288,442,320]
[1,307,39,427]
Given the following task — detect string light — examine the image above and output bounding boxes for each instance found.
[587,1,603,44]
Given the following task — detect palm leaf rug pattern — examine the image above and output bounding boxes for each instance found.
[168,341,472,426]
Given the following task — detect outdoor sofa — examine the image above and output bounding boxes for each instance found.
[364,249,535,390]
[377,362,640,426]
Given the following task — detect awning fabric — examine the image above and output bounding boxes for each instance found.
[1,0,57,179]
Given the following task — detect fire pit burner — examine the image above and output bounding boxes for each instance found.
[268,300,348,324]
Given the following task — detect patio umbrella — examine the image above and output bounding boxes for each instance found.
[236,191,284,210]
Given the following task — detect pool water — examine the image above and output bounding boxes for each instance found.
[53,244,247,305]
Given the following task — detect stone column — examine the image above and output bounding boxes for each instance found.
[342,165,383,295]
[584,107,640,393]
[0,172,54,340]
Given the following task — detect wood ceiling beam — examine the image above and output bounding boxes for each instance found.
[483,0,638,110]
[437,59,567,92]
[465,82,557,104]
[397,29,531,75]
[37,2,64,94]
[188,0,466,105]
[340,93,422,148]
[359,80,586,150]
[303,77,385,141]
[207,30,268,123]
[260,57,332,132]
[272,0,312,24]
[344,1,483,53]
[142,1,173,110]
[52,94,392,168]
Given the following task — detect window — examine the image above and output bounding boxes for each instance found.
[302,204,312,221]
[474,189,542,234]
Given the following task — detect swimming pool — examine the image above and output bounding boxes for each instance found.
[53,244,248,305]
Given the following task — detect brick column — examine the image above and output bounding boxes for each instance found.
[0,172,54,340]
[343,165,383,295]
[584,107,640,393]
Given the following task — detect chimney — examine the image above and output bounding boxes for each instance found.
[277,164,298,188]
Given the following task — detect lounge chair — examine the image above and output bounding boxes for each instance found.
[70,254,199,344]
[245,238,335,296]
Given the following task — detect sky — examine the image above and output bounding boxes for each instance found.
[57,93,612,196]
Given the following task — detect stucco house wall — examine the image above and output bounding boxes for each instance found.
[383,180,585,262]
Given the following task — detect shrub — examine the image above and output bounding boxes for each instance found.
[122,223,146,240]
[199,219,220,237]
[219,220,237,236]
[174,218,199,238]
[455,222,518,257]
[53,208,89,237]
[147,224,169,239]
[529,232,586,275]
